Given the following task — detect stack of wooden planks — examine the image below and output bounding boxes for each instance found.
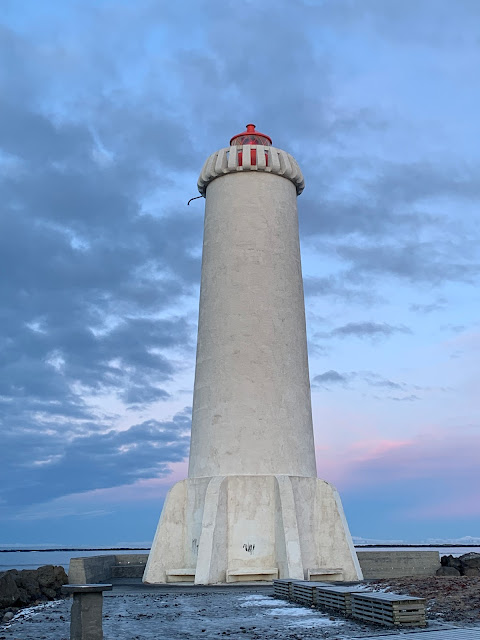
[350,592,426,627]
[273,579,426,628]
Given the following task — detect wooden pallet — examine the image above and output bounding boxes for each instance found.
[292,582,316,605]
[272,579,292,599]
[351,592,426,627]
[314,585,366,615]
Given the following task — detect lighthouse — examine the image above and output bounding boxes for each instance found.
[144,125,362,584]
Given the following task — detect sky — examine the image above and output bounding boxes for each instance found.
[0,0,479,547]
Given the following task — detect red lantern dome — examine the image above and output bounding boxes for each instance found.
[230,124,272,147]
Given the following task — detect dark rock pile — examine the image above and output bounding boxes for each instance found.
[437,552,480,576]
[0,564,67,622]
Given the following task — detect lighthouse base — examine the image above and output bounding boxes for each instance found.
[143,475,362,584]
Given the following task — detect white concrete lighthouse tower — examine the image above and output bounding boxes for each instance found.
[144,125,362,584]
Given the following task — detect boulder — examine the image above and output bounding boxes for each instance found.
[0,565,68,612]
[0,571,22,608]
[15,570,42,600]
[463,567,480,577]
[36,565,56,588]
[41,587,57,600]
[436,566,461,576]
[442,555,462,571]
[459,553,480,570]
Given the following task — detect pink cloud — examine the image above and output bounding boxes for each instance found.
[317,428,480,493]
[316,438,412,487]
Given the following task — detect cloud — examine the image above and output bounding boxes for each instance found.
[362,373,403,390]
[410,298,447,314]
[317,426,480,525]
[304,275,379,305]
[0,409,191,509]
[336,243,479,286]
[330,321,411,339]
[0,22,206,463]
[313,370,349,386]
[1,0,479,543]
[312,369,423,400]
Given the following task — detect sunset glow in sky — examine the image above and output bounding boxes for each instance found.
[1,0,479,546]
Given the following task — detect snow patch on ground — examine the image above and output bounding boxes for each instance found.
[11,599,62,622]
[290,617,342,628]
[265,606,312,616]
[240,594,285,607]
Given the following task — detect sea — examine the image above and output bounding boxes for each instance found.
[1,546,479,572]
[0,548,150,572]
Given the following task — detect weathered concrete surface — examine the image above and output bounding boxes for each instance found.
[70,592,103,640]
[111,554,147,578]
[144,475,361,584]
[69,556,116,585]
[69,551,443,584]
[189,170,316,478]
[357,551,441,579]
[69,556,147,584]
[147,138,360,584]
[114,554,148,566]
[63,586,112,640]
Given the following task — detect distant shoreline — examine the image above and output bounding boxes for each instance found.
[1,544,479,553]
[0,547,151,553]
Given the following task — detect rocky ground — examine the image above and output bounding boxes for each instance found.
[370,576,480,624]
[1,579,479,640]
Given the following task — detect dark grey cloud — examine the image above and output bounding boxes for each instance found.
[313,370,348,386]
[0,409,191,508]
[304,275,380,305]
[363,373,402,390]
[0,20,205,523]
[312,369,428,402]
[410,298,447,314]
[330,322,411,339]
[313,369,408,393]
[336,243,479,286]
[0,0,479,529]
[314,0,480,47]
[0,24,205,436]
[299,158,479,298]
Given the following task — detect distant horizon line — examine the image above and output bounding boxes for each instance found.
[1,543,480,553]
